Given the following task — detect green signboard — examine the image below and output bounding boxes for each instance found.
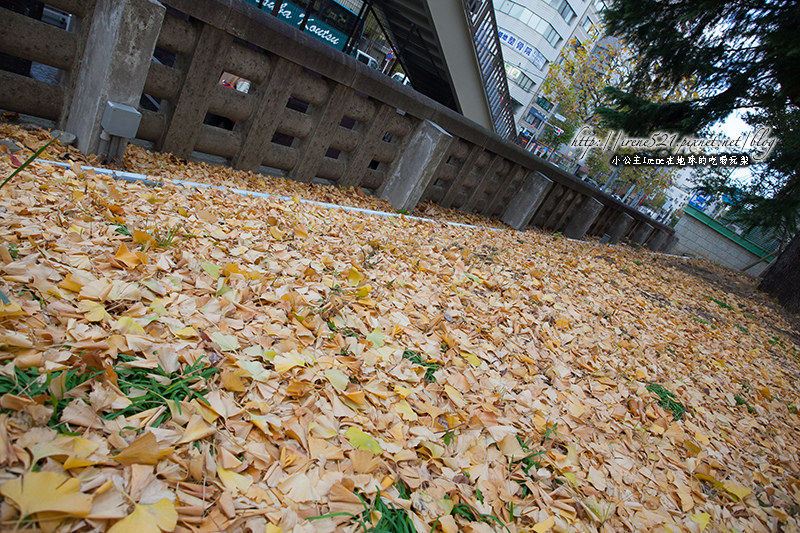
[244,1,349,50]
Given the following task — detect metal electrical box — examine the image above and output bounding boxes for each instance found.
[100,101,142,138]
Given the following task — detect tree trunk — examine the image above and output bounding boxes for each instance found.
[758,231,800,314]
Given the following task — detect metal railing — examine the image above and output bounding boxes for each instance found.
[461,0,517,141]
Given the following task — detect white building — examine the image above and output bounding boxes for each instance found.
[661,167,698,219]
[494,0,606,137]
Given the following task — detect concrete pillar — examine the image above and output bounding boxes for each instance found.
[500,171,553,230]
[377,120,453,212]
[338,104,397,188]
[563,197,604,240]
[630,222,654,245]
[661,234,678,253]
[233,58,300,172]
[160,24,233,158]
[290,84,352,182]
[647,229,669,251]
[65,0,165,154]
[607,212,634,244]
[440,144,483,208]
[462,154,503,213]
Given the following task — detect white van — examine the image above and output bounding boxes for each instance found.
[391,72,412,86]
[355,50,379,70]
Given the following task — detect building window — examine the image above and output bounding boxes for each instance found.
[544,0,576,24]
[536,95,553,111]
[497,1,563,47]
[505,63,536,92]
[515,73,535,91]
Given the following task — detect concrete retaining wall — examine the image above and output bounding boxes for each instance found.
[0,0,674,247]
[673,207,773,275]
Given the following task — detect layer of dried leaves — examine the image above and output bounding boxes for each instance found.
[1,125,799,533]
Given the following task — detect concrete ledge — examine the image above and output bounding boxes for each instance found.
[630,223,654,245]
[379,120,453,212]
[500,171,553,230]
[564,197,603,240]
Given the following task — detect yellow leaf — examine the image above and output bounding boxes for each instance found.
[394,384,413,398]
[174,326,198,339]
[722,481,751,501]
[200,261,221,279]
[294,225,308,238]
[0,471,92,519]
[113,316,146,336]
[443,385,466,408]
[113,432,174,465]
[344,426,383,454]
[108,499,177,533]
[80,301,111,322]
[273,352,306,374]
[562,471,579,487]
[460,351,481,366]
[554,317,570,329]
[217,465,253,494]
[365,328,385,348]
[0,300,25,318]
[533,515,555,532]
[176,414,216,444]
[114,243,141,269]
[356,285,372,299]
[269,227,285,240]
[689,512,710,531]
[208,331,240,351]
[132,230,155,245]
[58,273,83,293]
[346,266,363,286]
[393,400,418,421]
[324,368,350,393]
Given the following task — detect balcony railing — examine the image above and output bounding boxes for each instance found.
[461,0,517,141]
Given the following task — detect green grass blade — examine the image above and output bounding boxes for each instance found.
[0,135,60,190]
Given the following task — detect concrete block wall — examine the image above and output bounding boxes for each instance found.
[0,0,674,247]
[673,216,770,275]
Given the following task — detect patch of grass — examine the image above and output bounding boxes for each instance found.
[7,243,19,259]
[394,480,411,500]
[105,355,218,427]
[734,394,756,414]
[632,260,642,266]
[308,489,416,532]
[646,382,687,420]
[149,223,183,248]
[402,349,441,382]
[0,366,97,429]
[449,501,510,532]
[692,315,716,328]
[361,242,383,269]
[113,223,131,236]
[709,297,733,310]
[510,427,557,498]
[735,324,750,334]
[443,428,456,446]
[0,134,59,191]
